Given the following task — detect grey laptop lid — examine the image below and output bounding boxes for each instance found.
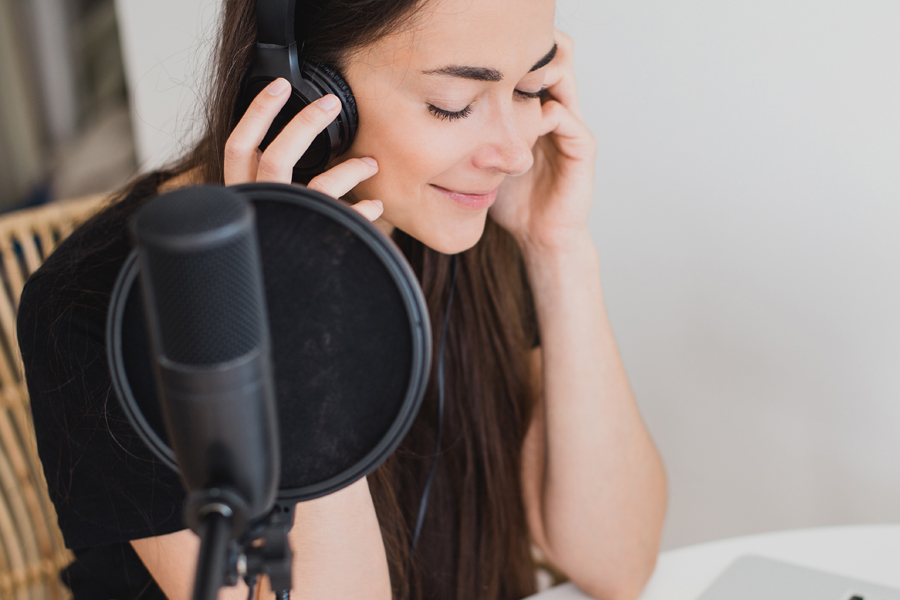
[697,555,900,600]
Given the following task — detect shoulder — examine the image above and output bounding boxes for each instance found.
[17,172,187,549]
[18,171,176,348]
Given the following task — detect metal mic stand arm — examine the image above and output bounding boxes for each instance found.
[194,509,235,600]
[186,488,249,600]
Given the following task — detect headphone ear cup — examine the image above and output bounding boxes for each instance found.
[310,61,359,133]
[234,57,359,183]
[302,61,359,157]
[235,79,322,166]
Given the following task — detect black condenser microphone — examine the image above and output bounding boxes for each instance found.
[130,185,281,599]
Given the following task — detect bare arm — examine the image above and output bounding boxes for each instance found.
[486,29,667,600]
[520,237,667,600]
[132,477,391,600]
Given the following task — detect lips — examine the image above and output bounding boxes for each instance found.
[433,185,496,196]
[430,184,499,210]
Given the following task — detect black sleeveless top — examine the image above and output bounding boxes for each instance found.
[17,173,541,599]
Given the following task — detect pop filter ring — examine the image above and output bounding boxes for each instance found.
[107,182,432,505]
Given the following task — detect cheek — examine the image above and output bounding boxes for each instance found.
[521,102,545,147]
[343,99,543,253]
[348,104,471,203]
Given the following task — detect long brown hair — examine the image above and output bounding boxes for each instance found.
[155,1,541,598]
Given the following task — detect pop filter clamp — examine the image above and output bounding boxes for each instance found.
[185,488,294,600]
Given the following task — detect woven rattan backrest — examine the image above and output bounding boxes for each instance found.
[0,195,109,600]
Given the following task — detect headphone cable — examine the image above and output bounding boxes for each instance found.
[274,257,457,598]
[409,254,458,557]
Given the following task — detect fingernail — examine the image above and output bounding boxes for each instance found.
[267,78,290,96]
[316,94,340,110]
[371,200,383,209]
[361,157,377,168]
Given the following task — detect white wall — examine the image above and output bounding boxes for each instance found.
[116,0,900,551]
[557,0,900,549]
[114,0,220,169]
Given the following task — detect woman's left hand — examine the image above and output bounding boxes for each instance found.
[489,30,597,254]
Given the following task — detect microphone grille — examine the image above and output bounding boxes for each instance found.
[134,185,248,236]
[134,186,267,365]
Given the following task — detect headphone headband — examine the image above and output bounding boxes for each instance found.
[257,0,296,47]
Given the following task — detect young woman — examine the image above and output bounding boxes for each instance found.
[18,0,667,599]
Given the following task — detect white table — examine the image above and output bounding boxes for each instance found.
[527,524,900,600]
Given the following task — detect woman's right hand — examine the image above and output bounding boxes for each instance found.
[224,77,383,223]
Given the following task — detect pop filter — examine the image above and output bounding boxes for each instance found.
[107,182,431,505]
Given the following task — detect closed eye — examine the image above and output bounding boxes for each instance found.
[428,87,549,122]
[515,87,550,100]
[428,104,473,121]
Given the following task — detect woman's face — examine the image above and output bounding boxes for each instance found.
[340,0,557,254]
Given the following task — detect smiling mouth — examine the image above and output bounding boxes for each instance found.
[430,184,499,210]
[431,184,497,196]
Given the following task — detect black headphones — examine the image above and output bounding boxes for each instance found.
[236,0,360,182]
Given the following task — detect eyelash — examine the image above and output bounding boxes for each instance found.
[428,87,550,122]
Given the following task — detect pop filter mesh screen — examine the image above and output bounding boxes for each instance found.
[255,199,412,491]
[123,194,416,497]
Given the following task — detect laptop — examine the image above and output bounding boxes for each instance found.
[696,555,900,600]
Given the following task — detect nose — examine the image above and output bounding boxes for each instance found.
[471,106,534,176]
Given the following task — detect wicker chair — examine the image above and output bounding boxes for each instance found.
[0,195,109,600]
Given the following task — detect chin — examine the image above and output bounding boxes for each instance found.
[405,213,488,255]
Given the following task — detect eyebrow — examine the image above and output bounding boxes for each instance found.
[421,43,558,82]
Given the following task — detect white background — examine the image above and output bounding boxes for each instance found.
[115,0,900,550]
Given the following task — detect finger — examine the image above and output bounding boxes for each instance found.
[256,94,342,183]
[540,100,596,160]
[350,199,384,222]
[224,78,292,185]
[546,30,583,121]
[306,157,379,199]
